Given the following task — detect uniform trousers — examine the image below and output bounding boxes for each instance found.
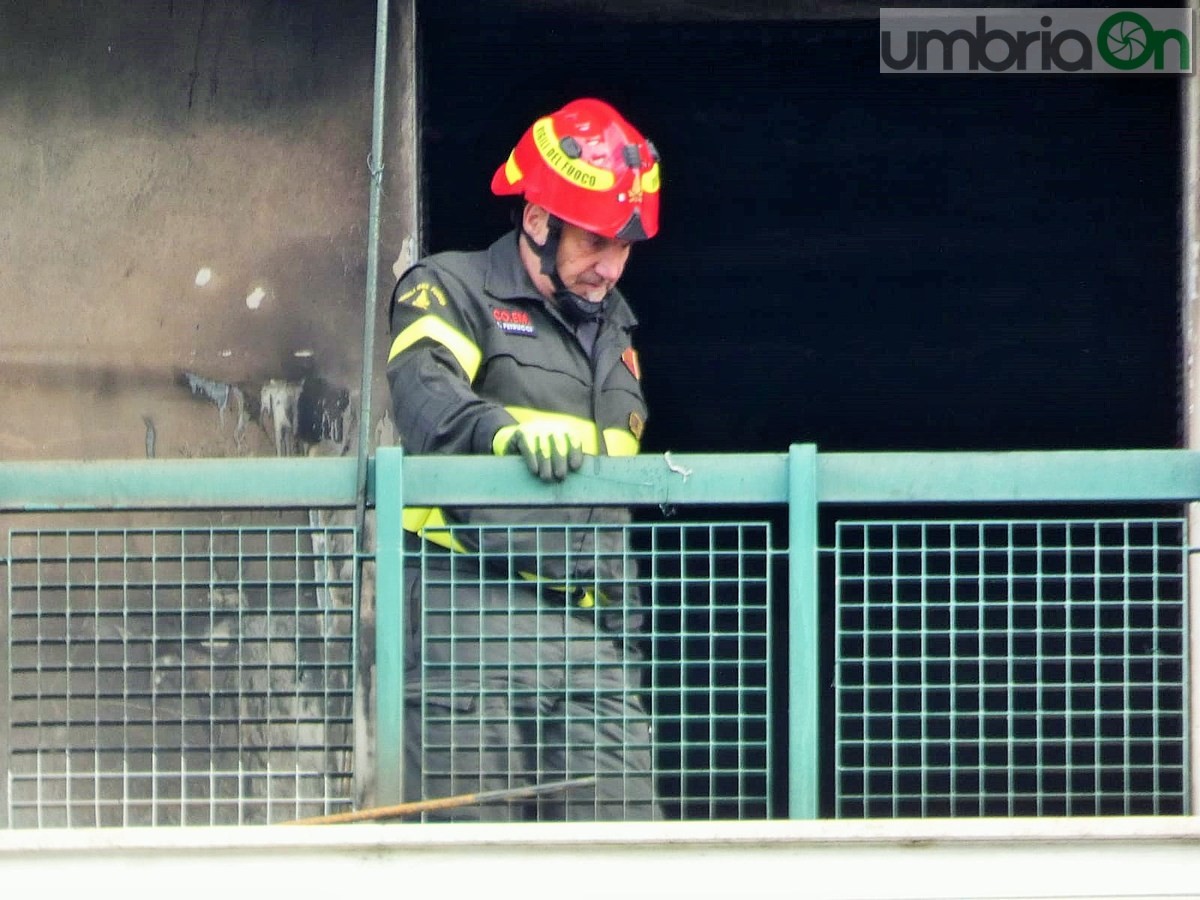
[401,541,661,822]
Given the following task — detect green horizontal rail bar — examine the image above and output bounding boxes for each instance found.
[394,449,789,506]
[396,448,1200,506]
[0,458,365,511]
[817,449,1200,504]
[5,448,1199,512]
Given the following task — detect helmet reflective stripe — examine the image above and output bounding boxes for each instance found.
[642,162,660,194]
[503,152,523,187]
[530,116,616,192]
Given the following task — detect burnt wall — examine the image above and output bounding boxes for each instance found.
[1,0,384,460]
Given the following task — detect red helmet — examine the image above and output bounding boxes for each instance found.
[491,98,660,241]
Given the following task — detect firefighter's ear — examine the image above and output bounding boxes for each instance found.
[522,203,550,246]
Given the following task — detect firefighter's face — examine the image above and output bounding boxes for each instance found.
[522,204,631,303]
[554,223,632,303]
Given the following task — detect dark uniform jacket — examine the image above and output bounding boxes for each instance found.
[386,231,648,615]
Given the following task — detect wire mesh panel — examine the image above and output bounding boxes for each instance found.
[6,522,357,827]
[406,521,774,822]
[829,517,1188,818]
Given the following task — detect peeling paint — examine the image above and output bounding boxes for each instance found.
[260,378,302,457]
[179,370,248,446]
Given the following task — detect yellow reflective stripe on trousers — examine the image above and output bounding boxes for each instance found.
[388,314,483,381]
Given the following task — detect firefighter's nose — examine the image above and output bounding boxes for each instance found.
[595,244,630,283]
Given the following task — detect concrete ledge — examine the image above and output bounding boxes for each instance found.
[4,818,1200,899]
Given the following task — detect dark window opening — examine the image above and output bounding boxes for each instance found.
[419,11,1181,455]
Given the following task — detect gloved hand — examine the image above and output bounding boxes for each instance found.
[493,420,585,482]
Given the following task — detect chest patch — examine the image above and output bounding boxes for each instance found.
[492,306,536,337]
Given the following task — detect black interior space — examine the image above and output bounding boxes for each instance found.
[418,9,1181,455]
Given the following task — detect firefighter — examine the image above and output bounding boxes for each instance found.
[385,98,661,822]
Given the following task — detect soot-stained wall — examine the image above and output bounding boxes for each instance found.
[1,0,384,460]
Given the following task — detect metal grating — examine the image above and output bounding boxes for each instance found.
[6,523,358,827]
[829,517,1189,818]
[407,522,774,822]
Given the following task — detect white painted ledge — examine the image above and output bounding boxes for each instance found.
[3,817,1200,900]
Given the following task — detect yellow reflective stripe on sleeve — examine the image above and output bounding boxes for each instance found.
[504,406,601,454]
[501,408,641,456]
[601,428,639,457]
[402,506,466,553]
[388,314,482,382]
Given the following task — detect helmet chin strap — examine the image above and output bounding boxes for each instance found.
[520,215,610,324]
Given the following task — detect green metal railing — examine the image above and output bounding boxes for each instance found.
[6,523,357,826]
[1,446,1194,825]
[829,517,1187,817]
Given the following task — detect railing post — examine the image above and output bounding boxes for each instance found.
[788,442,820,819]
[373,446,405,805]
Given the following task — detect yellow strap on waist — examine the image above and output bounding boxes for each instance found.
[402,506,466,553]
[518,570,612,608]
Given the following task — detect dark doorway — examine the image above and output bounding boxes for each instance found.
[418,8,1181,454]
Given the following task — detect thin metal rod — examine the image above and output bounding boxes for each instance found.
[354,0,391,552]
[284,776,597,825]
[1180,3,1199,813]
